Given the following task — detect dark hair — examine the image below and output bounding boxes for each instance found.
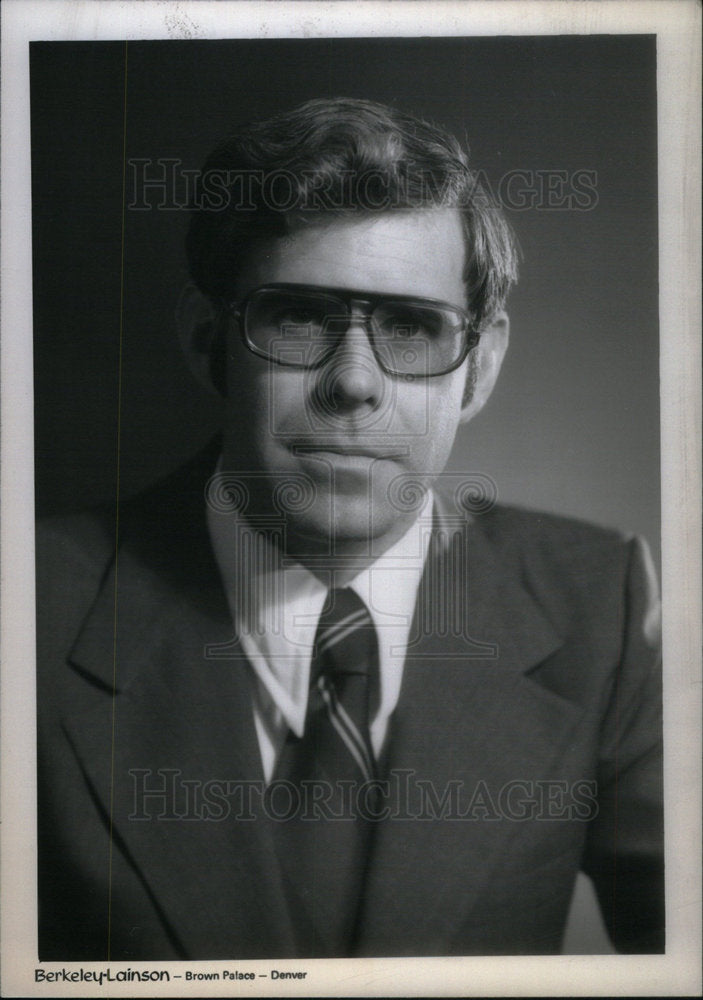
[186,97,518,328]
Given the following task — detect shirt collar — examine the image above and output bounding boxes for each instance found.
[207,465,432,739]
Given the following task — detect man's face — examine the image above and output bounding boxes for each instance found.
[222,209,474,559]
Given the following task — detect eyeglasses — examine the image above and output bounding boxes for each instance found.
[225,283,479,378]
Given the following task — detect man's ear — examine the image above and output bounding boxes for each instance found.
[459,311,509,424]
[176,283,226,396]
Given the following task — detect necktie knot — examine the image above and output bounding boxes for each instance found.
[313,588,377,683]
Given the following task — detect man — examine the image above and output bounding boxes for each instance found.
[36,97,663,959]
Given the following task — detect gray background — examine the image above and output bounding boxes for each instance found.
[31,36,659,569]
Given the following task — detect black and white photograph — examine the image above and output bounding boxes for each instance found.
[1,2,700,996]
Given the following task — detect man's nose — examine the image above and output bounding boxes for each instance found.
[315,316,385,411]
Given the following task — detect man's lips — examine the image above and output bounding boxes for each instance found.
[287,442,407,460]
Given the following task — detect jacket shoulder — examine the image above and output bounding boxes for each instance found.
[35,508,116,672]
[478,502,634,554]
[472,503,657,624]
[36,507,116,583]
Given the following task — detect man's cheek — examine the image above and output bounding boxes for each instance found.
[406,383,463,447]
[262,371,314,438]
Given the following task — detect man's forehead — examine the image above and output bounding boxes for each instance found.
[234,208,467,302]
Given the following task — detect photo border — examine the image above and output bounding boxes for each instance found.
[2,1,700,996]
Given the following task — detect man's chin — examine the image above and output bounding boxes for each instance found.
[280,495,414,563]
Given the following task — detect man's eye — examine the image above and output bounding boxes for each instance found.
[277,307,323,325]
[376,307,442,340]
[266,305,327,334]
[394,321,425,339]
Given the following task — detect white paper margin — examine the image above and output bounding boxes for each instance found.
[1,1,700,996]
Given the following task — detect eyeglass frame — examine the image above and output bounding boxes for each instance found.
[221,282,481,379]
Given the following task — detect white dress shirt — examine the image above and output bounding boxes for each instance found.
[207,480,433,781]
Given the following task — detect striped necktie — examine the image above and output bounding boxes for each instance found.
[273,587,379,956]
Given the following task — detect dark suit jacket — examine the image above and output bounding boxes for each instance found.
[36,445,664,959]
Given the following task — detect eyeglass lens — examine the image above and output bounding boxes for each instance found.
[243,288,466,375]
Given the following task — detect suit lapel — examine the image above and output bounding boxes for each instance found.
[61,465,581,957]
[355,503,580,955]
[61,452,297,958]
